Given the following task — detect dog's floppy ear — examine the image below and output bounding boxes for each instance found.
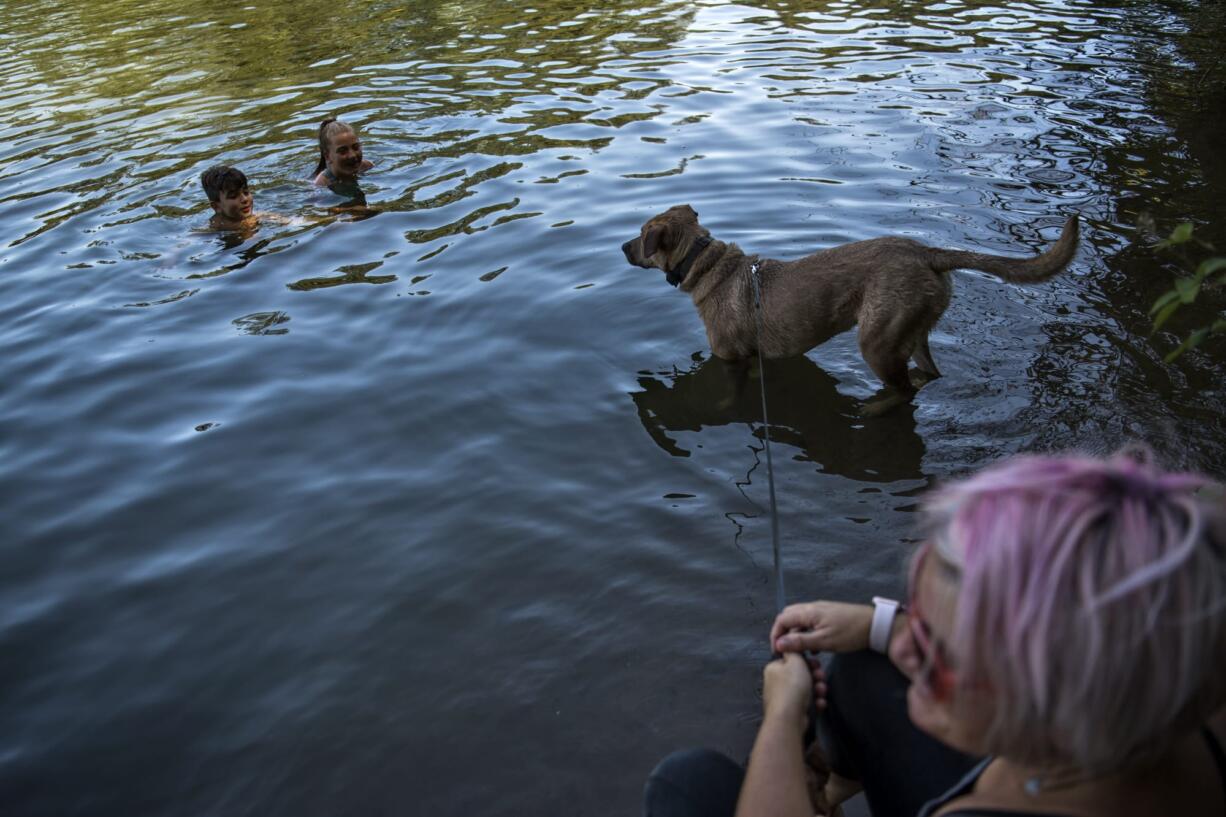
[643,223,669,258]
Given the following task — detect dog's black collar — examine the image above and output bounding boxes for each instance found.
[667,235,712,287]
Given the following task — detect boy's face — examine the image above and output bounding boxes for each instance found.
[212,185,253,221]
[326,130,364,174]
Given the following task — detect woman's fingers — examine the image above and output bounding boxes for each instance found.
[807,657,828,709]
[775,628,824,653]
[770,603,819,643]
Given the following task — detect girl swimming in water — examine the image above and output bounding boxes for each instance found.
[312,118,373,187]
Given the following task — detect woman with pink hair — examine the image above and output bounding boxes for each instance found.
[645,452,1226,817]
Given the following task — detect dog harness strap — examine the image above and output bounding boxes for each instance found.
[667,235,712,287]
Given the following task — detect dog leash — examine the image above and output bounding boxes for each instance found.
[746,261,786,617]
[748,261,820,747]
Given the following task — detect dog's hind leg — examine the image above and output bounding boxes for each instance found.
[908,334,941,389]
[859,337,917,416]
[911,335,941,378]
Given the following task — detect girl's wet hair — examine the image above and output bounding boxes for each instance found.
[314,117,356,176]
[921,450,1225,773]
[200,165,248,203]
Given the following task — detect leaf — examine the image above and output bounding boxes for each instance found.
[1195,256,1226,280]
[1164,327,1211,363]
[1149,289,1181,315]
[1152,299,1182,332]
[1175,276,1200,303]
[1169,222,1194,244]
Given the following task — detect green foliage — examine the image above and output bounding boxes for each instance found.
[1148,223,1226,362]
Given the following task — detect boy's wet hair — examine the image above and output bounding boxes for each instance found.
[200,165,249,203]
[314,118,356,176]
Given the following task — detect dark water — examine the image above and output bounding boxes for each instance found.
[2,0,1224,814]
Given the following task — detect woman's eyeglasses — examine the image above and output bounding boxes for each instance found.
[904,543,959,698]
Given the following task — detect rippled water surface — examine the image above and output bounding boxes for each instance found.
[3,0,1224,814]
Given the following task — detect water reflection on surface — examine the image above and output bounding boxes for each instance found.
[1,0,1224,814]
[633,354,926,483]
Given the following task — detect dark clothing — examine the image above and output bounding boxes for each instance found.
[822,651,979,816]
[643,651,1226,817]
[644,651,977,817]
[922,728,1226,817]
[1212,728,1226,802]
[643,748,744,817]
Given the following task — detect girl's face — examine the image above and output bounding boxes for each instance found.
[890,546,995,756]
[325,129,364,176]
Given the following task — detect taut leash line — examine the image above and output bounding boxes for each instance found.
[747,262,785,617]
[749,261,818,746]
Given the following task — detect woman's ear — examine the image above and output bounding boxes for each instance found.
[643,223,669,257]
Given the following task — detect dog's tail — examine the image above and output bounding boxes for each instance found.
[927,215,1079,284]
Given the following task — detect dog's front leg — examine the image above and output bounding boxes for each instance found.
[717,356,752,411]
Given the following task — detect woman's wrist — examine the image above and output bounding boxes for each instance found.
[852,604,874,650]
[762,704,808,736]
[869,597,902,653]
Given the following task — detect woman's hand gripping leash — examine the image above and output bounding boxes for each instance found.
[746,604,854,817]
[770,602,864,746]
[747,261,828,805]
[761,603,875,817]
[770,600,884,728]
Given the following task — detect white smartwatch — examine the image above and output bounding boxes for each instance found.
[870,596,901,653]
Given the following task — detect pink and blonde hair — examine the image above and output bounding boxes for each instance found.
[922,450,1226,772]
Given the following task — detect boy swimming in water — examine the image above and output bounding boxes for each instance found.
[200,165,257,230]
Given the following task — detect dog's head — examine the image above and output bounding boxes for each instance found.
[622,204,710,286]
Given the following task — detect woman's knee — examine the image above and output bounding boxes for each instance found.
[821,651,910,777]
[644,748,743,817]
[827,650,906,704]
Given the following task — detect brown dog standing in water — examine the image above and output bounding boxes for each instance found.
[622,205,1078,413]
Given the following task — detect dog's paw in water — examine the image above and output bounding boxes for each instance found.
[860,391,913,418]
[909,368,940,390]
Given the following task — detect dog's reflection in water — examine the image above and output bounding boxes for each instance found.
[630,353,926,484]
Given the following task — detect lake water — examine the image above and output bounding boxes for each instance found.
[2,0,1224,814]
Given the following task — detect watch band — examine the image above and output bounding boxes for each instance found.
[870,596,900,653]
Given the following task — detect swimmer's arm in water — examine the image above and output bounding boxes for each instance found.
[256,212,296,226]
[206,213,257,232]
[200,212,324,232]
